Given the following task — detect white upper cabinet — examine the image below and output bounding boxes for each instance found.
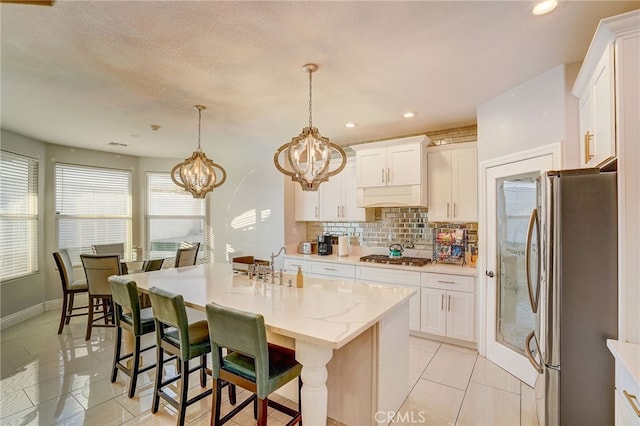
[294,185,319,221]
[295,158,372,222]
[319,159,372,222]
[427,142,477,222]
[575,43,615,168]
[352,135,430,207]
[357,144,422,187]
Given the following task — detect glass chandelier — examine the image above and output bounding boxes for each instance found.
[274,63,347,191]
[171,105,227,198]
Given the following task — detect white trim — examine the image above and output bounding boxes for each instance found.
[477,142,561,358]
[0,304,44,330]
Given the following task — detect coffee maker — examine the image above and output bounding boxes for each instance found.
[317,234,332,255]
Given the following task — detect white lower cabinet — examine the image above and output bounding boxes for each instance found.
[308,261,355,280]
[421,273,475,342]
[283,258,309,274]
[356,266,421,332]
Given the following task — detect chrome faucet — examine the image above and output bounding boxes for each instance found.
[270,246,287,284]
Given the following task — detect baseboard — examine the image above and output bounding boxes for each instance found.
[0,304,45,330]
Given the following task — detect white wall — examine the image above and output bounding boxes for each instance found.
[1,130,47,317]
[207,147,286,268]
[477,63,580,167]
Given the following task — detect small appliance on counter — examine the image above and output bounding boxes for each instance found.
[298,241,318,255]
[317,234,332,255]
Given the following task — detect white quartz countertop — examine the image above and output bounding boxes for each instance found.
[607,339,640,384]
[284,252,478,277]
[125,262,415,350]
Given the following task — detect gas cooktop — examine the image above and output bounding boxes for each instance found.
[359,254,432,267]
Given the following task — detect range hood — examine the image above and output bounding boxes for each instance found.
[357,185,426,208]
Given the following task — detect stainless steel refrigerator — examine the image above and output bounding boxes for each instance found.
[525,168,618,426]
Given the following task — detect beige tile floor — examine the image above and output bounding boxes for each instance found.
[1,310,539,425]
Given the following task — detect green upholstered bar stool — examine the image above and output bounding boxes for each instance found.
[80,254,121,341]
[148,287,236,426]
[53,250,88,334]
[109,276,157,398]
[206,302,302,426]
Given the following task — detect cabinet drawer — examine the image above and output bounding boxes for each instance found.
[422,273,474,292]
[356,266,421,287]
[616,361,640,424]
[308,262,355,279]
[284,258,309,273]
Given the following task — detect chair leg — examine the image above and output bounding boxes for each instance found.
[298,377,303,426]
[178,359,190,426]
[210,378,223,426]
[58,293,69,334]
[152,345,164,414]
[67,293,76,324]
[257,398,268,426]
[128,335,141,398]
[111,325,122,383]
[85,296,94,341]
[228,382,236,405]
[200,354,207,388]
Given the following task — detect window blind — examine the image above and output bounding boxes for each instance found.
[0,151,39,281]
[55,163,132,264]
[146,172,206,259]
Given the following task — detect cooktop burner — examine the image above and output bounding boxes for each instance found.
[359,254,432,267]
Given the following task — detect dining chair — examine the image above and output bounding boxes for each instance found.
[53,250,88,334]
[142,258,164,272]
[174,242,200,268]
[109,276,157,398]
[92,243,125,257]
[148,286,236,426]
[206,302,302,426]
[80,254,122,341]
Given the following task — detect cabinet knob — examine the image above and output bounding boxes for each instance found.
[485,270,495,278]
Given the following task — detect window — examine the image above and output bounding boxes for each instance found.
[146,172,206,259]
[0,151,39,281]
[55,163,132,265]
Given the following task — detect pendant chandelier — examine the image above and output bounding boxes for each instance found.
[274,63,347,191]
[171,105,227,199]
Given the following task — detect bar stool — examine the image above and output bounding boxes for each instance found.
[206,302,302,426]
[109,276,157,398]
[148,287,236,426]
[53,250,88,334]
[80,254,121,341]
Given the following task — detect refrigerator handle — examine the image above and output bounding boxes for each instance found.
[525,331,544,373]
[525,207,539,313]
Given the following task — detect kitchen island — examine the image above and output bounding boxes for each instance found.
[124,262,414,426]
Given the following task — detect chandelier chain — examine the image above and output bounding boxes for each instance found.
[308,68,313,129]
[197,107,202,151]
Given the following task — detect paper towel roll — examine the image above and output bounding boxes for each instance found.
[338,235,349,257]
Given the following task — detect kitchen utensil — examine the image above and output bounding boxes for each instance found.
[388,243,404,258]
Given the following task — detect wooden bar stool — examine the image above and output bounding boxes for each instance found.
[53,250,88,334]
[80,254,121,341]
[206,302,302,426]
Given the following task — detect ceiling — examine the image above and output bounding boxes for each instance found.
[1,1,638,159]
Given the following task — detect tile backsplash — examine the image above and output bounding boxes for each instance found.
[304,125,478,255]
[306,209,477,255]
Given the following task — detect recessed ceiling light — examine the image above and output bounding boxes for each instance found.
[345,122,357,128]
[531,0,558,15]
[403,112,416,118]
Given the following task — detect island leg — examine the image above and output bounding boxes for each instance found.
[295,340,334,426]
